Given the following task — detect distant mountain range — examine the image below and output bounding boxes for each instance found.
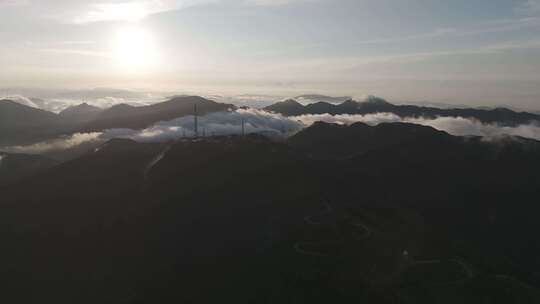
[265,96,540,126]
[58,102,102,122]
[83,96,234,131]
[0,96,235,146]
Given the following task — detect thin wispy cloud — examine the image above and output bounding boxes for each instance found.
[75,0,315,23]
[73,1,183,24]
[1,0,217,23]
[358,17,540,46]
[39,48,111,58]
[58,41,96,46]
[270,38,540,76]
[4,132,103,154]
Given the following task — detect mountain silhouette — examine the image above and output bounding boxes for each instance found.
[2,122,540,303]
[0,96,235,146]
[59,103,103,122]
[289,121,450,159]
[265,99,306,116]
[0,99,68,145]
[84,96,235,131]
[0,99,57,128]
[265,97,540,125]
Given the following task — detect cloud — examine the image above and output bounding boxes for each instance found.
[292,112,402,126]
[343,17,540,48]
[46,0,310,24]
[0,94,39,108]
[2,0,314,24]
[5,110,540,155]
[290,38,540,73]
[4,132,103,154]
[295,95,352,105]
[39,48,110,58]
[0,0,216,24]
[292,113,540,141]
[103,108,303,142]
[407,116,540,140]
[352,28,458,46]
[73,0,182,24]
[0,109,302,153]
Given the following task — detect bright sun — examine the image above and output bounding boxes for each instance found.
[113,27,159,70]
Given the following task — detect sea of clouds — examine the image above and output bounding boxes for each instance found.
[3,110,540,155]
[292,113,540,140]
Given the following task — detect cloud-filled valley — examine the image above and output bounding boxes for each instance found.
[3,108,540,155]
[103,108,303,143]
[292,113,540,141]
[1,109,302,154]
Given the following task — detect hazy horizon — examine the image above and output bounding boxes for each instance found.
[1,0,540,110]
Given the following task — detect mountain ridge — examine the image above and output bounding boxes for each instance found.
[265,97,540,125]
[0,96,236,146]
[2,122,540,303]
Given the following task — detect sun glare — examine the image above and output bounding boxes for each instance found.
[113,27,160,70]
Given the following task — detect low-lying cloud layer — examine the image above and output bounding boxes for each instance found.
[4,132,103,154]
[292,113,540,140]
[293,113,402,126]
[103,108,303,142]
[4,110,540,155]
[1,109,302,154]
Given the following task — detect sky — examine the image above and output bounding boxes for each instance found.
[1,0,540,110]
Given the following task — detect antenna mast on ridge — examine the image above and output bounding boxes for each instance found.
[194,104,199,138]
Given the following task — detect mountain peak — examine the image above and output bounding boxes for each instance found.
[339,99,359,107]
[264,99,305,116]
[363,95,391,105]
[168,95,209,103]
[60,103,101,114]
[282,99,303,106]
